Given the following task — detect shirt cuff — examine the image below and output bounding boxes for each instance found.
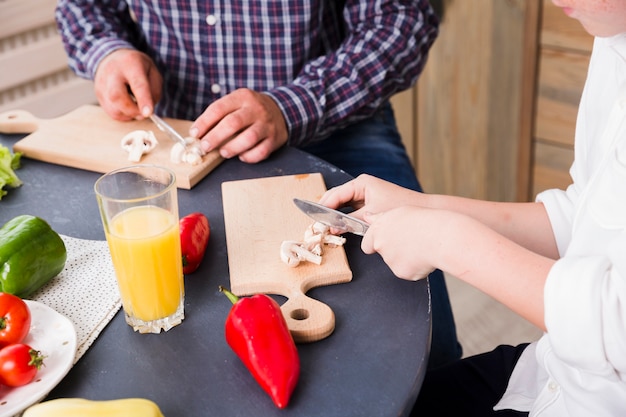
[544,255,609,367]
[535,186,576,257]
[265,85,321,146]
[83,39,137,80]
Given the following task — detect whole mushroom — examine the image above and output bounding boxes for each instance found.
[121,130,159,162]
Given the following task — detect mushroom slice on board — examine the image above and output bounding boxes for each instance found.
[279,222,345,267]
[280,240,322,268]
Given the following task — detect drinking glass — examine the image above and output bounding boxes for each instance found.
[95,165,184,333]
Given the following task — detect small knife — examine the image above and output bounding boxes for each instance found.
[148,113,188,149]
[293,198,369,236]
[129,93,188,148]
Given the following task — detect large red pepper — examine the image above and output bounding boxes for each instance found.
[219,286,300,409]
[179,212,210,274]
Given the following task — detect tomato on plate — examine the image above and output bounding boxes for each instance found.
[0,343,45,387]
[0,292,31,347]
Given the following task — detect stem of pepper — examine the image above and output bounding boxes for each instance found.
[219,286,240,305]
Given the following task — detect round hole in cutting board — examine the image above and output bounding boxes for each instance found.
[290,308,309,321]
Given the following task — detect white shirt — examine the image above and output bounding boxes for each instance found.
[495,35,626,416]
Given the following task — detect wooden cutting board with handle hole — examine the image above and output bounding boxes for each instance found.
[222,173,353,343]
[0,105,223,189]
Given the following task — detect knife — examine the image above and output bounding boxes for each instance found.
[293,198,369,236]
[147,113,188,149]
[129,93,188,148]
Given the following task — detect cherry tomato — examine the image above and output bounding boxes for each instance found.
[0,292,31,348]
[0,343,45,387]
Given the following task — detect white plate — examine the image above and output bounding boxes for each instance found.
[0,300,77,417]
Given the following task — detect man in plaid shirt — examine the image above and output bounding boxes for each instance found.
[55,0,461,368]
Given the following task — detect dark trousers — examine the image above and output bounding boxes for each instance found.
[411,344,530,416]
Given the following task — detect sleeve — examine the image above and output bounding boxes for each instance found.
[535,184,578,257]
[265,0,439,145]
[54,0,145,80]
[544,232,626,376]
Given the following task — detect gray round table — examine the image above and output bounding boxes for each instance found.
[0,133,430,417]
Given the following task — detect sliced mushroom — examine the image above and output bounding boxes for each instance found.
[170,137,207,166]
[293,244,323,265]
[281,241,302,267]
[280,240,322,268]
[311,222,330,234]
[280,221,345,267]
[121,130,158,162]
[323,234,346,247]
[303,227,324,255]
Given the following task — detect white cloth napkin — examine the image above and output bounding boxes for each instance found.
[28,235,122,363]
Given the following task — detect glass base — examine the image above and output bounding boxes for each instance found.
[124,298,184,334]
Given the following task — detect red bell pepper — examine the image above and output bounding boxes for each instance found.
[219,286,300,409]
[179,212,210,274]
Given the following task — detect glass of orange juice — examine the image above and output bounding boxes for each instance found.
[94,165,184,334]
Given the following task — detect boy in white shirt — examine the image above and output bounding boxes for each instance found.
[319,0,626,415]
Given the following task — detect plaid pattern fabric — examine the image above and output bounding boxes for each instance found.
[56,0,438,144]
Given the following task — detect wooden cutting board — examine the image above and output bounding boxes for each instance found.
[0,105,223,189]
[222,173,353,343]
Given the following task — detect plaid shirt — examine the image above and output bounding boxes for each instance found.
[56,0,438,145]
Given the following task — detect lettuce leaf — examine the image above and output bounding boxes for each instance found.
[0,145,23,200]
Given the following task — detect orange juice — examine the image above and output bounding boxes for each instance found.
[105,205,184,322]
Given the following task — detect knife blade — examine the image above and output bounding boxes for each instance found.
[129,93,188,148]
[148,113,188,148]
[293,198,369,236]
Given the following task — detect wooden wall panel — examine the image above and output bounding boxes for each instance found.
[531,141,574,197]
[540,1,594,51]
[534,48,589,148]
[416,0,534,202]
[529,1,593,200]
[388,1,593,203]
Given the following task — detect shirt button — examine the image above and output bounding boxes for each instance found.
[548,381,559,393]
[206,14,218,26]
[211,84,221,94]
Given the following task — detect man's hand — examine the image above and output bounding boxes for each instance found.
[190,88,289,163]
[94,49,163,121]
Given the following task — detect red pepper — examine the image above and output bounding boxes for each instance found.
[219,286,300,409]
[179,212,210,274]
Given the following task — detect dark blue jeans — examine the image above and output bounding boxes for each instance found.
[412,344,530,416]
[301,102,462,368]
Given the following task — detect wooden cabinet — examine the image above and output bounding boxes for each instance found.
[411,0,537,202]
[393,0,593,202]
[531,1,592,198]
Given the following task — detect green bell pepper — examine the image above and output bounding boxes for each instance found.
[0,215,67,297]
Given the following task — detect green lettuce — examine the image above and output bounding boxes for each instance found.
[0,145,23,200]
